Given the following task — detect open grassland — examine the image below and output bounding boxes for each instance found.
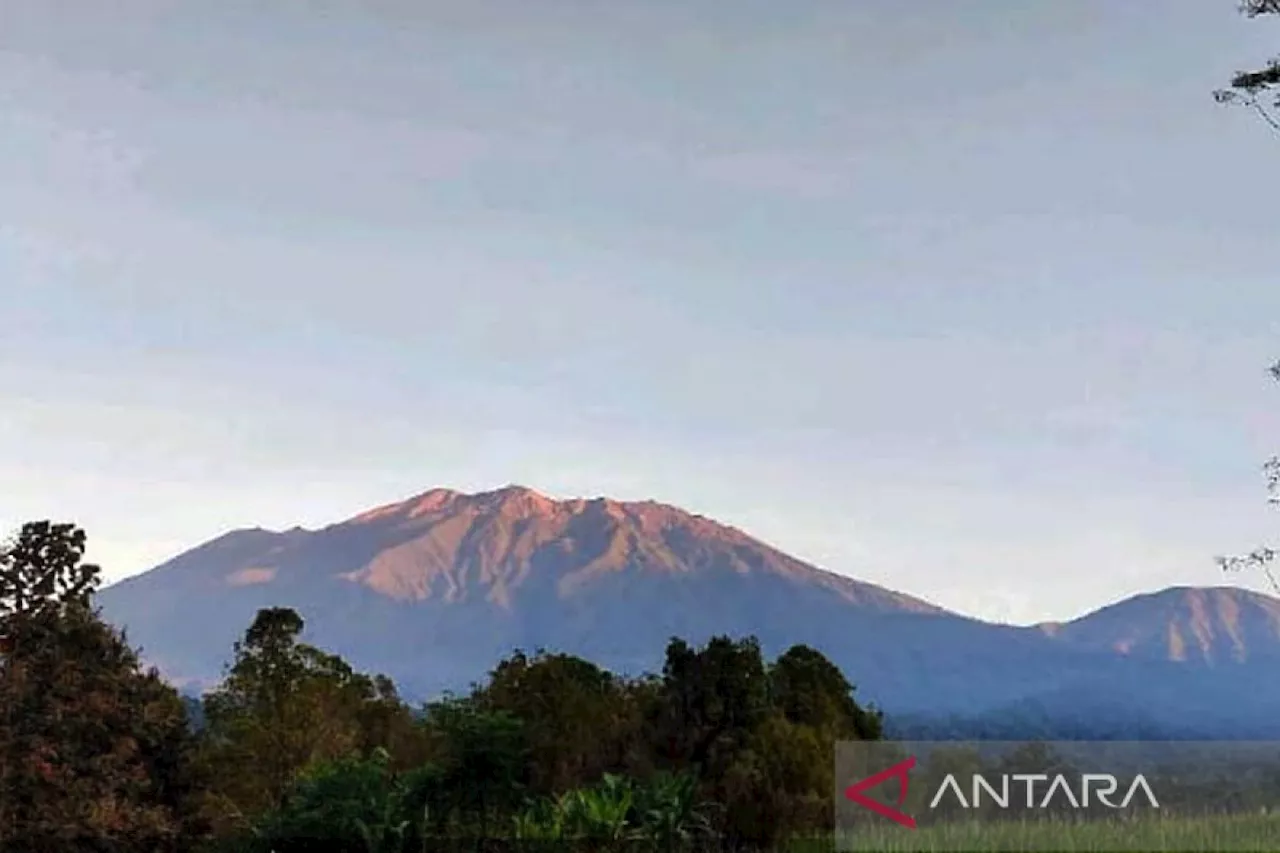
[796,813,1280,852]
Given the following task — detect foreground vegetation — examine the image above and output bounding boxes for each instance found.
[0,521,886,851]
[6,519,1280,852]
[6,519,1280,853]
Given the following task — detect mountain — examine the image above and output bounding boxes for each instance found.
[1035,585,1280,666]
[96,486,1280,737]
[98,485,943,691]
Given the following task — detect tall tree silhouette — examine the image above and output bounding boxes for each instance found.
[0,522,201,852]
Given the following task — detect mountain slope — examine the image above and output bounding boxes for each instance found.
[98,485,943,693]
[96,486,1280,736]
[1035,585,1280,666]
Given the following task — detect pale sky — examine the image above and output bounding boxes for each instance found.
[4,1,1280,625]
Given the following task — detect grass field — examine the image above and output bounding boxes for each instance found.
[794,813,1280,851]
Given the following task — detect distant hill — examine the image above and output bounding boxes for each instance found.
[1035,585,1280,665]
[96,485,1280,737]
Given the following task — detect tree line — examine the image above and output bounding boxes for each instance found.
[0,521,884,852]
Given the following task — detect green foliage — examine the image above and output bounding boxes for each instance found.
[249,748,418,853]
[510,794,566,840]
[474,649,645,794]
[212,629,879,849]
[199,607,415,822]
[646,635,882,844]
[555,773,635,840]
[656,635,772,773]
[770,644,884,740]
[630,770,717,848]
[716,712,833,847]
[0,521,890,851]
[0,522,204,852]
[511,770,715,848]
[418,695,529,834]
[0,520,99,620]
[249,700,530,848]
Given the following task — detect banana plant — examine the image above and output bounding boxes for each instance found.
[631,771,717,849]
[512,795,566,840]
[559,774,635,841]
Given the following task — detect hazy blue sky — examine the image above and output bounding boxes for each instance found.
[4,1,1280,624]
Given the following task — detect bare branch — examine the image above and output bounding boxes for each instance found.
[1216,3,1280,133]
[1215,86,1280,135]
[1218,548,1280,595]
[1264,456,1280,504]
[1215,0,1280,594]
[1241,0,1280,17]
[1231,60,1280,93]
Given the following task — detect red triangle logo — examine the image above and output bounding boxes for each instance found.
[843,755,917,829]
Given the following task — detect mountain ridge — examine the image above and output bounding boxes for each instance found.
[95,484,1280,736]
[1034,584,1280,665]
[129,485,1279,629]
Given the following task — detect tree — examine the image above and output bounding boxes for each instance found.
[1215,2,1280,590]
[474,649,642,795]
[418,696,528,837]
[199,607,399,822]
[716,713,831,846]
[352,673,426,772]
[249,747,426,853]
[694,644,887,846]
[1214,1,1280,133]
[769,644,883,741]
[1218,358,1280,591]
[0,520,98,620]
[0,522,203,852]
[654,635,771,774]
